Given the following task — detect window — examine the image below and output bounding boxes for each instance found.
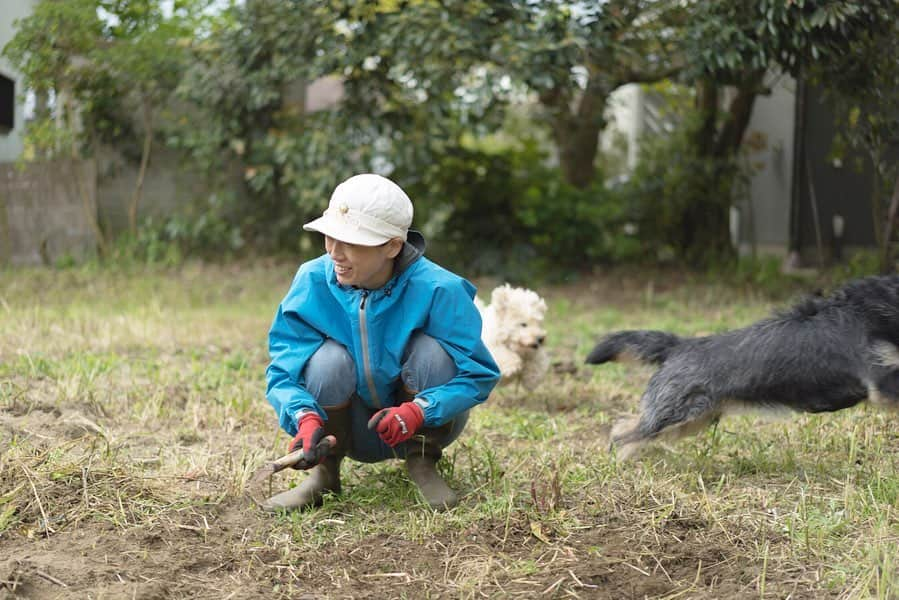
[0,73,14,134]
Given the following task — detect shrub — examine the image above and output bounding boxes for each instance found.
[400,140,639,281]
[614,123,746,267]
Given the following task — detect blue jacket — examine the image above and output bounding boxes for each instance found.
[266,232,500,436]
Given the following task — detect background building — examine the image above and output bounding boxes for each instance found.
[0,0,36,162]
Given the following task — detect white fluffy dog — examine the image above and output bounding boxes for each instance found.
[476,284,550,390]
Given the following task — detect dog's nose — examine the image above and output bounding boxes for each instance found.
[535,336,546,346]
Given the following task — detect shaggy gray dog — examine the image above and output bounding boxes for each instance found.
[586,275,899,459]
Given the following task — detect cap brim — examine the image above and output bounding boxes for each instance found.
[302,215,393,246]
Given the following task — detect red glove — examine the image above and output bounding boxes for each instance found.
[367,402,425,447]
[289,413,329,469]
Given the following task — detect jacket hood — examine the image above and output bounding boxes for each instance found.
[394,229,425,277]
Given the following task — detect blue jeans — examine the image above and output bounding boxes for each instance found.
[304,332,469,462]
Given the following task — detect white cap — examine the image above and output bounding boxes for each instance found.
[303,174,413,246]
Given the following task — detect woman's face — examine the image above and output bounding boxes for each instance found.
[325,236,403,289]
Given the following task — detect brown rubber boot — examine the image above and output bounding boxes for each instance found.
[405,438,458,510]
[261,455,342,512]
[261,405,350,513]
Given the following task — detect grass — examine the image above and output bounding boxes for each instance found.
[1,261,897,599]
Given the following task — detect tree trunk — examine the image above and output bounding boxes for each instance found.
[693,79,718,157]
[60,87,107,256]
[543,81,607,189]
[66,157,107,256]
[128,99,153,236]
[554,118,603,189]
[678,71,764,265]
[713,70,764,158]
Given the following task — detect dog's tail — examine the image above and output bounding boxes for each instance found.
[585,330,682,366]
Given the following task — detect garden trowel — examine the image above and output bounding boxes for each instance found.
[250,435,336,484]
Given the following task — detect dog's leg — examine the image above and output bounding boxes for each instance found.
[521,347,550,391]
[492,347,522,382]
[611,389,719,460]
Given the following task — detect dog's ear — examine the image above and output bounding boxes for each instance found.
[491,285,510,306]
[490,285,513,319]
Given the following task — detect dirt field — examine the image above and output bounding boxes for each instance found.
[1,264,897,599]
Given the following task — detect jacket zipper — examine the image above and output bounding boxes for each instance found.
[358,289,381,408]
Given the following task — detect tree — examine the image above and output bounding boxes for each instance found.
[685,0,893,161]
[174,0,354,249]
[324,0,687,189]
[173,0,692,258]
[330,1,891,194]
[97,0,202,235]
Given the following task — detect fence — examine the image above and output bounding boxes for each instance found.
[0,159,98,266]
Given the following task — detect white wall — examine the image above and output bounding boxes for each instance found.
[602,83,644,172]
[0,0,36,163]
[739,72,796,256]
